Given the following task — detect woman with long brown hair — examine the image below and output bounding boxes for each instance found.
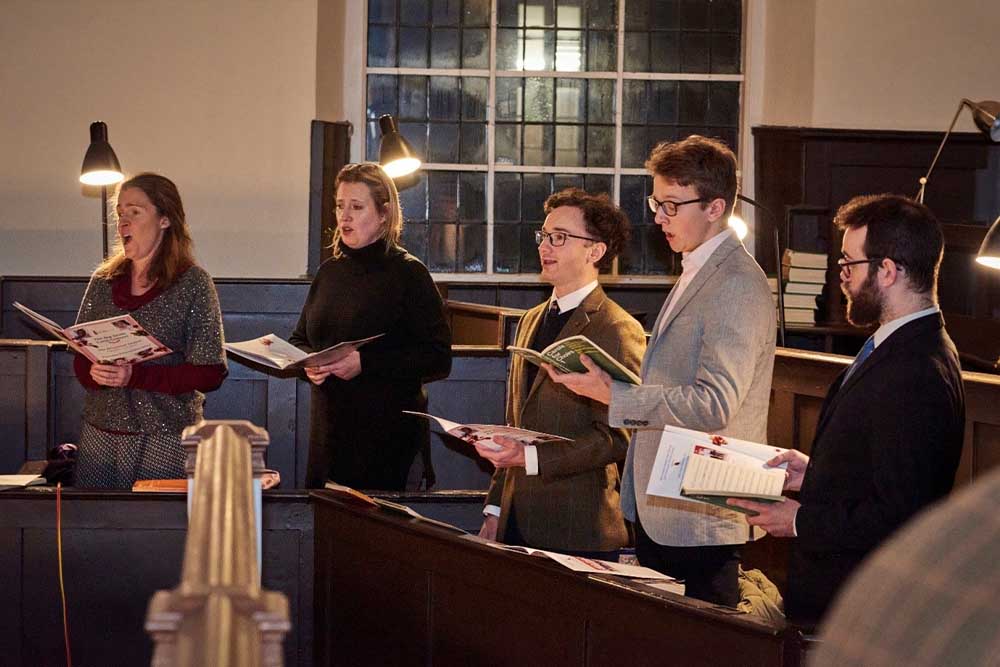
[290,162,451,489]
[72,172,227,488]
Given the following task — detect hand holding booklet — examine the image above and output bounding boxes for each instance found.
[508,334,641,384]
[224,333,383,370]
[13,301,172,365]
[645,425,789,515]
[403,411,569,452]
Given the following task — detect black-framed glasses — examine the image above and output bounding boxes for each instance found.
[646,195,705,217]
[534,230,599,247]
[837,256,888,275]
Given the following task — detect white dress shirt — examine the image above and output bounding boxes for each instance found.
[656,228,732,337]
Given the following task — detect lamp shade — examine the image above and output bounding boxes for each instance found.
[969,100,1000,142]
[80,121,124,186]
[377,114,421,178]
[976,215,1000,270]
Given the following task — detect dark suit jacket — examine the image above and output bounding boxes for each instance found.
[786,312,965,625]
[485,286,646,551]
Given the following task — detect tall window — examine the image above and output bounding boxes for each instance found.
[365,0,743,279]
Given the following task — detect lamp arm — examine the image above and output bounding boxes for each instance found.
[736,194,785,347]
[917,99,974,204]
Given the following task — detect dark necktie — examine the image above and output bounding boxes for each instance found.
[525,300,568,390]
[842,336,875,385]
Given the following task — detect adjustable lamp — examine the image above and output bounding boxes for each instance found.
[80,121,124,257]
[976,215,1000,270]
[732,194,786,347]
[377,114,421,178]
[916,99,1000,203]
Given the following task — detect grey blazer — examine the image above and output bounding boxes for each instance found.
[610,233,776,547]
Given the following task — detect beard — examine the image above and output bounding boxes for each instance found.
[843,270,884,327]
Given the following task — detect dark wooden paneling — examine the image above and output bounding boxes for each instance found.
[1,490,314,667]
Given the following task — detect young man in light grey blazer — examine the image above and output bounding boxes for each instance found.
[548,136,776,605]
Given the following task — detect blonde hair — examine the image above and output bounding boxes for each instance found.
[330,162,404,257]
[95,172,195,287]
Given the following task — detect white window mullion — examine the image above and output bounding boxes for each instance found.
[611,0,626,276]
[486,0,499,276]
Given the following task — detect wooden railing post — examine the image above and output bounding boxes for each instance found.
[145,420,290,667]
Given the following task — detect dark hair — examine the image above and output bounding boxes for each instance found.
[330,162,403,257]
[543,188,631,270]
[645,135,738,212]
[97,172,195,287]
[833,194,943,295]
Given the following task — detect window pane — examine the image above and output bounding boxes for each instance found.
[399,27,429,68]
[399,76,428,121]
[621,126,648,168]
[493,225,520,272]
[428,123,460,162]
[520,225,542,272]
[495,124,522,165]
[401,223,428,263]
[400,122,429,159]
[366,75,397,119]
[555,29,584,71]
[553,173,584,192]
[707,82,740,127]
[432,0,461,26]
[678,80,709,124]
[462,77,488,120]
[624,31,650,72]
[586,0,616,29]
[524,77,554,122]
[556,0,583,28]
[651,0,681,30]
[494,173,521,223]
[712,0,742,32]
[680,31,710,72]
[369,0,396,24]
[495,78,523,121]
[464,0,490,26]
[522,173,549,220]
[586,126,614,167]
[459,224,486,272]
[428,171,458,219]
[496,28,521,69]
[711,32,740,74]
[649,81,679,124]
[462,28,489,68]
[624,0,649,30]
[460,123,487,163]
[431,28,460,68]
[587,79,615,124]
[429,76,460,120]
[622,81,647,124]
[587,30,616,71]
[428,223,458,272]
[680,1,710,30]
[400,174,428,221]
[498,0,523,27]
[524,0,555,28]
[584,173,613,196]
[650,30,680,72]
[523,29,555,69]
[555,78,585,123]
[459,172,486,221]
[555,125,584,167]
[523,124,554,165]
[367,26,396,67]
[400,0,429,25]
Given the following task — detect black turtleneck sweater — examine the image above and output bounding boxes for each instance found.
[290,239,452,489]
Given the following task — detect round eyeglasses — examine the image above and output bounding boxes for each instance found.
[534,230,599,247]
[646,196,705,217]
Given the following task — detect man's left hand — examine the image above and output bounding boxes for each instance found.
[543,354,612,405]
[727,497,800,537]
[474,435,527,468]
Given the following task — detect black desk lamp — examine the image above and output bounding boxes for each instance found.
[80,121,124,257]
[730,194,786,347]
[916,99,1000,204]
[378,114,421,178]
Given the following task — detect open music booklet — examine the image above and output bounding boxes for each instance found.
[13,301,172,365]
[481,541,674,580]
[508,334,641,384]
[224,333,383,370]
[403,411,569,452]
[645,425,789,514]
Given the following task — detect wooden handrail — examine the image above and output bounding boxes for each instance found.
[145,420,290,667]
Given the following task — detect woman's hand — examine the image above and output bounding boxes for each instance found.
[90,362,133,388]
[303,351,362,384]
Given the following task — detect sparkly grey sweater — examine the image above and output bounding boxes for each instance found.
[75,265,226,435]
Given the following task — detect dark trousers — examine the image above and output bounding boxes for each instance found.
[503,504,620,562]
[634,519,741,607]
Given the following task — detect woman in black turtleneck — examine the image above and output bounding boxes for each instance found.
[290,163,452,489]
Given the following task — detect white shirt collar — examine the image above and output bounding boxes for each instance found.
[873,305,940,348]
[550,280,598,313]
[681,228,732,275]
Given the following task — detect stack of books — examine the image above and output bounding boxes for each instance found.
[779,249,828,325]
